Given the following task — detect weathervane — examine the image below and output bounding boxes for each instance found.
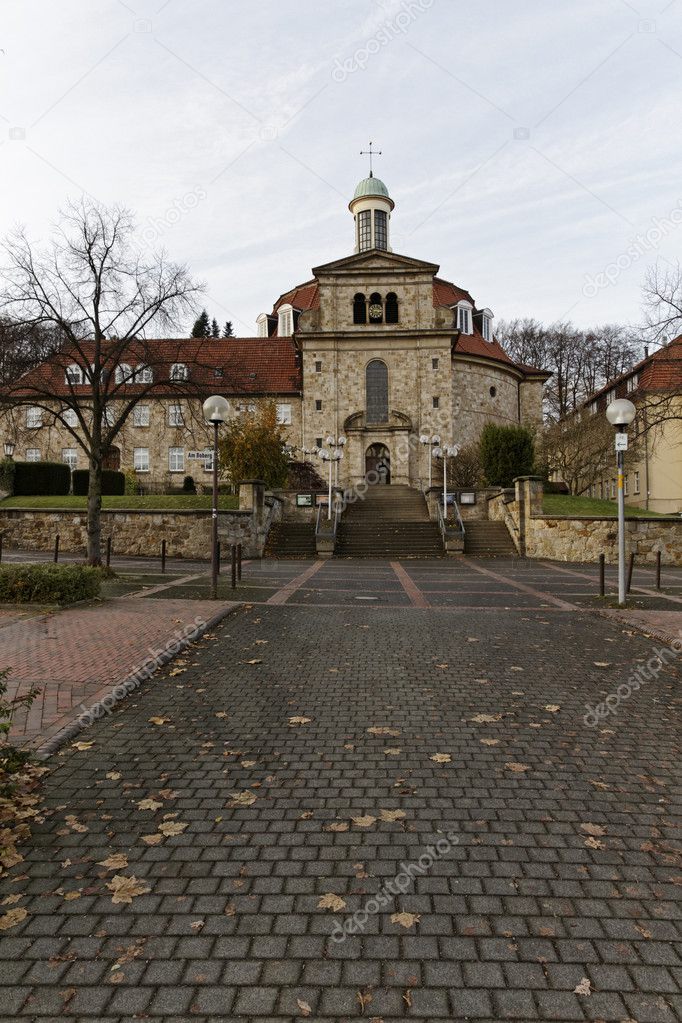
[360,141,382,177]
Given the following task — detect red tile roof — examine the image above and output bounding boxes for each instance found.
[273,280,320,314]
[8,337,302,399]
[586,334,682,404]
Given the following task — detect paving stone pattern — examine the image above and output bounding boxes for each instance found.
[1,593,681,1021]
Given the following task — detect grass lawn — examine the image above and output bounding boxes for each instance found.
[0,494,239,510]
[543,493,674,518]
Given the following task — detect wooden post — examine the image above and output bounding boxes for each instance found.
[54,535,60,563]
[599,553,605,597]
[237,543,242,581]
[106,536,112,569]
[656,550,662,590]
[161,539,166,574]
[231,544,237,590]
[626,552,635,594]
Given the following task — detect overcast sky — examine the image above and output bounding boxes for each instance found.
[2,0,681,337]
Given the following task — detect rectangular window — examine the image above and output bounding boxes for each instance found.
[374,210,387,250]
[25,448,40,462]
[62,448,77,470]
[316,437,323,448]
[432,396,440,409]
[315,399,322,411]
[315,360,322,373]
[134,447,150,472]
[482,316,492,342]
[358,210,372,250]
[457,306,471,334]
[276,403,292,425]
[634,471,640,494]
[606,389,615,404]
[133,405,150,427]
[168,447,184,473]
[63,409,78,428]
[203,451,214,472]
[26,406,42,429]
[168,404,184,427]
[627,373,639,393]
[135,365,153,384]
[432,357,439,370]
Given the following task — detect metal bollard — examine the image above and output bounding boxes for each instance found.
[161,539,166,574]
[237,543,242,581]
[656,550,662,590]
[231,544,237,589]
[216,541,221,575]
[54,535,60,563]
[599,553,605,597]
[0,533,3,564]
[106,536,112,569]
[626,552,635,594]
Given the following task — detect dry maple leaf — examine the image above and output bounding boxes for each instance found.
[0,907,28,930]
[63,891,81,901]
[288,716,312,726]
[71,741,94,751]
[157,821,188,836]
[325,822,349,833]
[1,894,23,906]
[383,748,402,756]
[106,772,121,781]
[544,705,560,713]
[228,791,257,807]
[580,822,606,837]
[352,815,377,828]
[297,999,312,1017]
[64,815,88,833]
[505,762,530,773]
[574,977,591,996]
[480,738,499,746]
[141,834,162,846]
[430,753,452,764]
[584,836,605,850]
[379,809,406,822]
[137,799,162,812]
[240,760,256,768]
[97,854,128,870]
[317,893,346,912]
[367,726,401,737]
[470,713,502,724]
[391,911,420,929]
[215,711,229,719]
[106,874,150,905]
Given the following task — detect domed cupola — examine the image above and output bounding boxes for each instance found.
[349,173,395,253]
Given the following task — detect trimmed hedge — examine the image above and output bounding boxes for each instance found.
[72,469,125,496]
[10,461,71,497]
[0,564,101,604]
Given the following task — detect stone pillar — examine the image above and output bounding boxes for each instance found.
[239,480,265,515]
[513,476,543,557]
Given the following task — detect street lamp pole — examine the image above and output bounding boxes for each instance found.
[203,395,230,600]
[434,443,459,517]
[321,436,345,520]
[606,398,636,607]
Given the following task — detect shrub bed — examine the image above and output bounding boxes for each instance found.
[72,469,125,496]
[0,564,101,604]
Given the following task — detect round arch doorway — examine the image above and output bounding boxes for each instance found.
[365,443,391,484]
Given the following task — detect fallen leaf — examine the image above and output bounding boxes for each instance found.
[357,989,373,1013]
[288,716,312,726]
[137,799,162,812]
[97,854,128,870]
[141,834,162,846]
[325,822,349,833]
[148,717,170,726]
[71,741,94,751]
[367,726,400,737]
[244,659,262,665]
[228,791,257,808]
[544,705,560,713]
[106,875,150,905]
[584,836,605,850]
[430,753,451,764]
[505,762,530,773]
[240,760,256,768]
[580,822,606,837]
[106,772,121,781]
[480,738,499,746]
[63,891,81,901]
[64,815,88,833]
[391,911,420,928]
[0,907,27,930]
[470,714,502,724]
[593,662,610,668]
[383,748,402,756]
[190,919,205,931]
[157,821,188,836]
[352,815,377,828]
[215,711,229,719]
[1,894,23,906]
[297,999,312,1017]
[379,809,406,822]
[574,977,591,996]
[318,893,346,912]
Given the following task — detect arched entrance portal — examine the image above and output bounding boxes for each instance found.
[365,443,390,484]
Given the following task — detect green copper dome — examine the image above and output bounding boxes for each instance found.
[353,175,390,200]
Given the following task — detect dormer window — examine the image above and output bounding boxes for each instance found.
[256,313,269,338]
[170,363,189,382]
[135,365,153,384]
[627,373,639,393]
[480,308,494,342]
[456,302,473,335]
[114,363,133,384]
[65,363,84,386]
[278,304,294,337]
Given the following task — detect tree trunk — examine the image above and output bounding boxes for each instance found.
[87,450,103,566]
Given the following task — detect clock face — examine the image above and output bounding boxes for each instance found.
[369,303,383,321]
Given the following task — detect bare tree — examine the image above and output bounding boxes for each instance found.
[0,199,205,564]
[643,260,682,344]
[539,412,620,495]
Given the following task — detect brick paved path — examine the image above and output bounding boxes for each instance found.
[2,595,238,751]
[2,567,681,1022]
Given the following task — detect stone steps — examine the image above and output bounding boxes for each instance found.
[337,486,443,557]
[464,521,517,558]
[264,522,317,558]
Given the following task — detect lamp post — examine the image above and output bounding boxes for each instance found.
[319,436,345,519]
[3,441,15,459]
[202,395,230,600]
[433,443,460,517]
[606,398,636,607]
[419,434,441,489]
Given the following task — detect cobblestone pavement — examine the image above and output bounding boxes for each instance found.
[1,565,681,1022]
[4,594,239,751]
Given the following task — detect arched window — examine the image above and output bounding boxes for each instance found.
[368,292,383,324]
[385,292,399,324]
[353,293,367,325]
[366,359,388,424]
